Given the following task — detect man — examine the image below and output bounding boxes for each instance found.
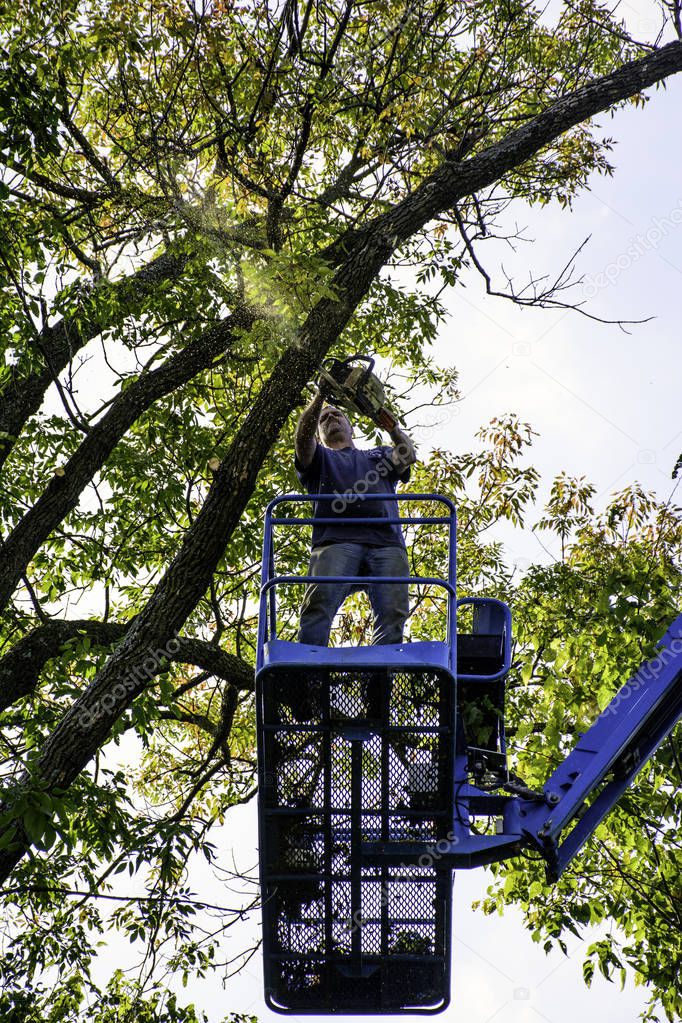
[294,381,418,648]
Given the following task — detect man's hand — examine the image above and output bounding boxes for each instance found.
[316,371,335,401]
[294,390,325,469]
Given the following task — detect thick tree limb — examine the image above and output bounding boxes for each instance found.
[171,638,254,693]
[0,307,253,613]
[0,619,127,712]
[3,156,106,202]
[0,617,253,712]
[0,249,190,471]
[1,39,681,886]
[387,39,682,242]
[323,40,682,264]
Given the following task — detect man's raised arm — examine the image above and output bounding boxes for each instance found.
[388,424,417,473]
[294,390,325,468]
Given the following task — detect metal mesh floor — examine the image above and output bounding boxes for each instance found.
[258,666,455,1013]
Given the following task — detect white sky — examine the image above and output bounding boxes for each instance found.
[28,7,682,1021]
[419,79,682,571]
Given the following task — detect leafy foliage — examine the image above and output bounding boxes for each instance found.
[0,970,255,1023]
[0,0,680,1020]
[476,480,682,1023]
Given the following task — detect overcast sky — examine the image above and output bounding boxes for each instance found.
[419,74,682,572]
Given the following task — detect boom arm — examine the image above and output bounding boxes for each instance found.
[363,613,682,881]
[519,612,682,879]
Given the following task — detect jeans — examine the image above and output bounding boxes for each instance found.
[298,542,410,646]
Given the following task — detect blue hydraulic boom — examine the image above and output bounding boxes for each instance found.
[255,494,682,1014]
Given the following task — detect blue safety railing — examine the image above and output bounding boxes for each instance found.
[258,493,458,671]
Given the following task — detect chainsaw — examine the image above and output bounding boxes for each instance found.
[317,355,402,432]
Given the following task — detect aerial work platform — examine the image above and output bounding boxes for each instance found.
[255,494,682,1014]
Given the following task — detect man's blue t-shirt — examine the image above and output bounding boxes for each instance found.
[295,443,409,548]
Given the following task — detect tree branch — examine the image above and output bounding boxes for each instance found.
[0,307,253,614]
[453,210,652,327]
[0,249,190,471]
[322,40,682,264]
[0,617,253,713]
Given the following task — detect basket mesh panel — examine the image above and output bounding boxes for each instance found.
[260,667,453,1012]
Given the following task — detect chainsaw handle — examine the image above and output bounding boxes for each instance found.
[324,354,375,389]
[330,354,375,372]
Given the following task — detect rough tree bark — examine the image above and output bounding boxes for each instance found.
[0,618,253,713]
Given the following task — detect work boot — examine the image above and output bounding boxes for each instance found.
[283,824,319,872]
[283,677,323,722]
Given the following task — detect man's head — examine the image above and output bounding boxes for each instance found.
[318,405,354,449]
